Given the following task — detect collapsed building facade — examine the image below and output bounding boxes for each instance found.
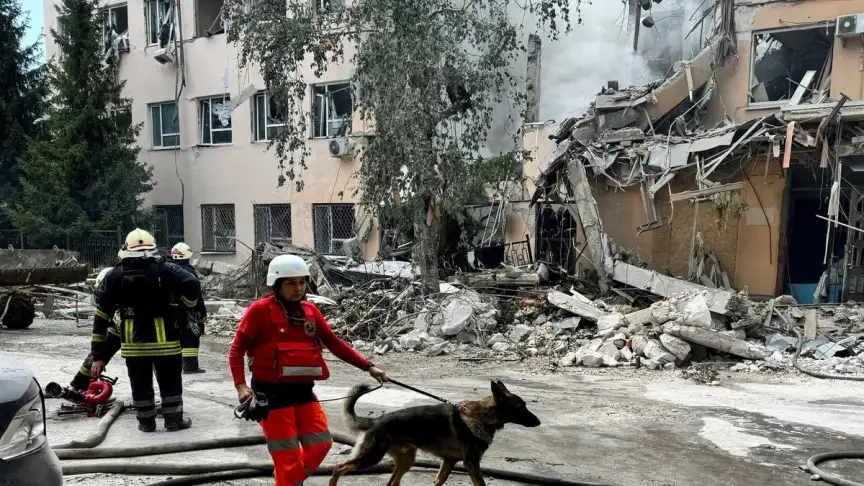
[521,0,864,304]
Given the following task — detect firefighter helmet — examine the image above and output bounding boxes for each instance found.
[171,242,193,260]
[124,228,157,252]
[266,255,310,286]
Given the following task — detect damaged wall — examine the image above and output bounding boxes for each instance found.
[709,0,864,125]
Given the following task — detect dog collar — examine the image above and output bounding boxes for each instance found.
[458,401,469,413]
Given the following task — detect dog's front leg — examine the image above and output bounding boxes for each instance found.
[432,459,455,486]
[462,454,487,486]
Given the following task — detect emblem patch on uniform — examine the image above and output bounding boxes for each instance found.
[304,320,316,337]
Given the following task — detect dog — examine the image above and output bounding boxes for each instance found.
[328,380,540,486]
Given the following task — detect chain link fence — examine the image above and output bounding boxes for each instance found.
[254,203,292,246]
[312,203,355,254]
[201,204,236,252]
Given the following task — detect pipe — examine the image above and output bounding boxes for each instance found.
[53,401,126,450]
[147,465,402,485]
[805,451,864,486]
[55,430,355,460]
[791,328,864,381]
[65,459,616,486]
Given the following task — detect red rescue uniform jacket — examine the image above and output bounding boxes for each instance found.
[228,295,371,408]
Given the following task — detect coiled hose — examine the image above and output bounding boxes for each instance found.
[55,399,616,486]
[805,451,864,486]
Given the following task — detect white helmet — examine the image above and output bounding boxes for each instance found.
[171,242,193,260]
[125,228,157,252]
[266,255,310,286]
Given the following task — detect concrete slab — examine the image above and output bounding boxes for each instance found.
[4,319,864,485]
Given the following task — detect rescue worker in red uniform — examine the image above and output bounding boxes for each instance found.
[228,254,387,486]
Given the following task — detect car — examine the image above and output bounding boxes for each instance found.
[0,356,64,486]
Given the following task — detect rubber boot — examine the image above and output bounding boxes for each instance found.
[182,356,206,374]
[138,420,157,433]
[165,416,192,431]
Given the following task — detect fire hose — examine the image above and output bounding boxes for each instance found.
[55,397,617,486]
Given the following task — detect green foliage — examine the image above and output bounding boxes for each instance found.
[7,0,152,245]
[0,0,46,227]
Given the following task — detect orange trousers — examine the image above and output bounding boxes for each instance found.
[260,401,333,486]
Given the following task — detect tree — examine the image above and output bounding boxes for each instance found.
[0,0,46,228]
[226,0,575,293]
[7,0,152,245]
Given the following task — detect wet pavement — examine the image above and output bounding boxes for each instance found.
[3,318,864,485]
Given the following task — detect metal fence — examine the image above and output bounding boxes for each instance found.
[254,203,292,247]
[201,204,236,252]
[0,229,23,249]
[312,203,355,254]
[0,229,123,267]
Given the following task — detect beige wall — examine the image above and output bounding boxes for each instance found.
[43,0,379,265]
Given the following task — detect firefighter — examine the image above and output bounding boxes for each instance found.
[227,254,388,486]
[92,228,201,432]
[69,266,122,391]
[170,242,208,374]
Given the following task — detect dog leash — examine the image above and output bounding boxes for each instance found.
[387,378,451,404]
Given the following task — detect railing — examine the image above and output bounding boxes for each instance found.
[0,229,124,268]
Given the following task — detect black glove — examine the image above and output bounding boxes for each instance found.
[234,393,269,422]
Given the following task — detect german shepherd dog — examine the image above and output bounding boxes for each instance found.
[329,380,541,486]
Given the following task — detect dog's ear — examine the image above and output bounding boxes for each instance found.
[491,380,511,400]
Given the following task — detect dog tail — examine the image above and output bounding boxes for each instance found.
[343,383,377,433]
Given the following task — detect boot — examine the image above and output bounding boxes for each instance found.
[165,416,192,431]
[182,357,205,374]
[138,420,157,433]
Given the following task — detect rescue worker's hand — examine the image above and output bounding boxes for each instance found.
[235,383,254,404]
[368,366,388,383]
[90,360,105,378]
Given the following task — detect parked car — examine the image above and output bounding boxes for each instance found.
[0,356,64,485]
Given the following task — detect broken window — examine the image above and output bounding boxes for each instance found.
[253,92,287,141]
[149,101,180,148]
[111,105,132,132]
[312,203,355,254]
[749,23,835,105]
[201,204,236,252]
[198,95,232,145]
[253,204,292,245]
[312,82,352,138]
[196,0,225,37]
[153,204,184,248]
[316,0,345,12]
[146,0,172,46]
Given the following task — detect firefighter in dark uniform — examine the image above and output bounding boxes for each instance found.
[70,263,122,391]
[91,229,201,432]
[170,242,207,374]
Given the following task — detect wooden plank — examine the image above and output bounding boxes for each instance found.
[669,181,746,202]
[783,121,796,169]
[611,262,734,314]
[788,70,816,106]
[804,308,818,340]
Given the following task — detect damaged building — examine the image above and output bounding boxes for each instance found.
[521,0,864,305]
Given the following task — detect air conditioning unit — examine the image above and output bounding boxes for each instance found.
[837,13,864,37]
[153,47,174,64]
[331,238,351,255]
[328,137,353,158]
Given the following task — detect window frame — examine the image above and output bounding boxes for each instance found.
[198,95,233,146]
[153,204,185,248]
[111,105,132,131]
[149,101,180,149]
[311,82,352,139]
[312,203,355,254]
[252,92,287,142]
[103,4,129,35]
[146,0,172,47]
[253,203,292,246]
[200,204,236,253]
[747,22,835,108]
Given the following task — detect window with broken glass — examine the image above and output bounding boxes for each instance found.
[111,106,132,132]
[253,204,291,245]
[102,5,128,46]
[316,0,345,12]
[312,203,354,254]
[201,204,236,252]
[312,83,352,139]
[198,96,233,145]
[149,101,180,148]
[146,0,172,46]
[196,0,225,37]
[749,23,835,106]
[253,92,287,141]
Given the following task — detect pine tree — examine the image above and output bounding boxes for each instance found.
[0,0,46,228]
[8,0,152,245]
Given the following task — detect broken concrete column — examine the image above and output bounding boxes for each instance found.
[565,159,614,288]
[597,312,625,333]
[662,323,770,360]
[659,334,691,361]
[547,290,608,321]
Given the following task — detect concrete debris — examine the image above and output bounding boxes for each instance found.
[662,323,770,360]
[643,339,677,364]
[659,334,692,361]
[547,289,607,321]
[581,351,605,367]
